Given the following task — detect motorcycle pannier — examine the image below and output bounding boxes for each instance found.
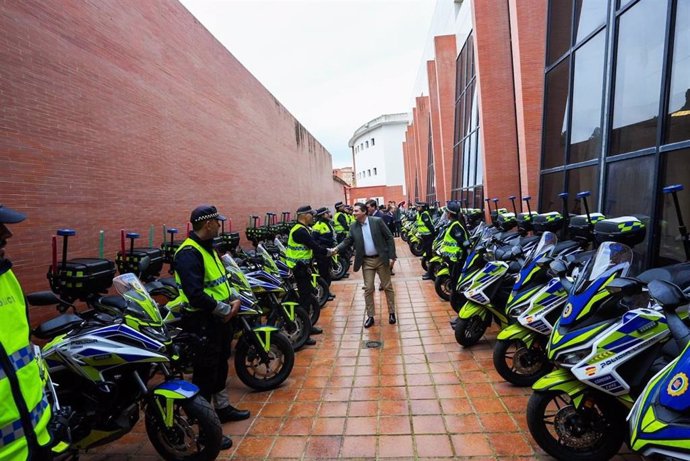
[496,212,517,232]
[116,247,164,280]
[516,212,537,232]
[594,216,646,247]
[216,232,240,253]
[48,258,116,300]
[161,240,182,265]
[532,211,563,233]
[568,213,605,240]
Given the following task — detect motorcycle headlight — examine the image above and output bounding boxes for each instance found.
[509,305,529,318]
[557,348,590,366]
[142,325,170,347]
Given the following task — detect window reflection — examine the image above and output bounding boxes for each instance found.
[665,0,690,145]
[567,165,599,214]
[547,0,574,64]
[539,171,565,213]
[610,0,667,156]
[570,31,605,164]
[605,156,656,270]
[574,0,607,43]
[543,59,569,169]
[659,149,690,264]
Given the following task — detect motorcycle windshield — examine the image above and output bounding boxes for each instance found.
[113,273,162,323]
[221,254,252,291]
[573,242,633,295]
[274,237,287,255]
[523,232,558,267]
[257,244,279,274]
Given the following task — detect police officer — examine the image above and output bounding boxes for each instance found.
[332,202,349,243]
[171,205,249,450]
[416,201,436,280]
[440,201,470,302]
[0,205,53,461]
[312,207,336,301]
[285,205,332,341]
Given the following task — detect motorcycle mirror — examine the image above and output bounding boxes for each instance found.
[535,255,552,267]
[549,259,567,276]
[605,277,643,297]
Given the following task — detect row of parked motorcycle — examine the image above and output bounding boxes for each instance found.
[405,185,690,460]
[26,222,341,460]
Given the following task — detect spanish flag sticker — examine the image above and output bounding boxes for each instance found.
[585,366,596,377]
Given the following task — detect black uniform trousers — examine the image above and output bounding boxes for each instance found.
[315,254,332,287]
[182,312,233,402]
[422,234,434,263]
[293,263,315,322]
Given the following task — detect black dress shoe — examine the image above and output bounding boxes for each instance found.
[450,318,458,327]
[220,435,233,450]
[304,337,317,346]
[364,316,375,328]
[216,405,250,423]
[389,313,396,324]
[310,326,323,335]
[378,285,384,291]
[422,273,433,280]
[327,294,336,301]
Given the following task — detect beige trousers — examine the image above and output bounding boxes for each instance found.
[362,256,395,317]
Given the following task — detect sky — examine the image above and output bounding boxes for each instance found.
[178,0,435,168]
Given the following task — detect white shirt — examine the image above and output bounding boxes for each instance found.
[361,217,378,256]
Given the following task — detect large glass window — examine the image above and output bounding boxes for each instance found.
[569,31,605,164]
[540,171,565,213]
[567,165,599,214]
[542,59,570,169]
[658,148,690,264]
[610,0,668,156]
[665,0,690,144]
[547,0,573,64]
[605,156,656,271]
[574,0,608,43]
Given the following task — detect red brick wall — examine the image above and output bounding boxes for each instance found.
[0,0,342,299]
[433,35,458,204]
[412,96,431,200]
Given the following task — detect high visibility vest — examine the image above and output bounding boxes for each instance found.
[346,214,355,226]
[312,220,335,243]
[171,238,232,312]
[416,210,431,235]
[333,211,346,233]
[0,269,52,461]
[441,220,467,262]
[285,223,313,269]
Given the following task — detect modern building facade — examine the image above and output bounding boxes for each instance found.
[402,0,689,267]
[348,113,409,205]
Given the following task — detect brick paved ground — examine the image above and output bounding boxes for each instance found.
[80,239,642,460]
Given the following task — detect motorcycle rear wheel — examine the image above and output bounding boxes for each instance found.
[434,274,451,301]
[454,315,487,347]
[234,332,295,391]
[145,395,222,461]
[526,390,625,461]
[274,306,311,350]
[492,338,552,386]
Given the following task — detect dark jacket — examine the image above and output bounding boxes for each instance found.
[335,216,396,271]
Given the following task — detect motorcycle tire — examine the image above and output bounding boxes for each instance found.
[400,232,409,242]
[427,261,440,280]
[492,339,552,387]
[434,274,451,301]
[234,332,295,391]
[410,241,424,257]
[309,295,321,326]
[314,277,329,308]
[454,315,487,347]
[421,258,428,272]
[526,390,625,461]
[145,394,222,461]
[275,306,311,351]
[450,292,467,314]
[329,257,350,281]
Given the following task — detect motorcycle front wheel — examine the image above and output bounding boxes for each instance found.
[434,274,451,301]
[274,306,310,350]
[410,241,424,257]
[329,257,350,280]
[492,338,552,386]
[314,277,329,308]
[234,332,295,391]
[526,390,625,461]
[145,395,222,461]
[454,315,487,347]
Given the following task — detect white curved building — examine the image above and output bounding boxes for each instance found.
[349,113,409,190]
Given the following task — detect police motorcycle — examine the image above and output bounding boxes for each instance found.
[29,273,223,461]
[421,217,450,280]
[434,217,484,302]
[628,279,690,459]
[525,184,690,460]
[492,192,605,386]
[238,243,312,350]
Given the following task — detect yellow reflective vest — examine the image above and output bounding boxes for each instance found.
[416,210,431,235]
[0,269,52,461]
[171,238,232,312]
[285,223,313,269]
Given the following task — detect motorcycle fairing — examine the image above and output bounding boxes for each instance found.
[560,273,617,327]
[463,261,509,305]
[517,278,568,335]
[496,323,535,347]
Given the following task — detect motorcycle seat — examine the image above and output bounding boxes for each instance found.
[519,235,541,247]
[34,313,83,339]
[638,262,690,290]
[553,240,581,256]
[158,277,178,288]
[99,295,127,310]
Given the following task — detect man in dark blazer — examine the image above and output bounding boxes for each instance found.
[332,202,397,328]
